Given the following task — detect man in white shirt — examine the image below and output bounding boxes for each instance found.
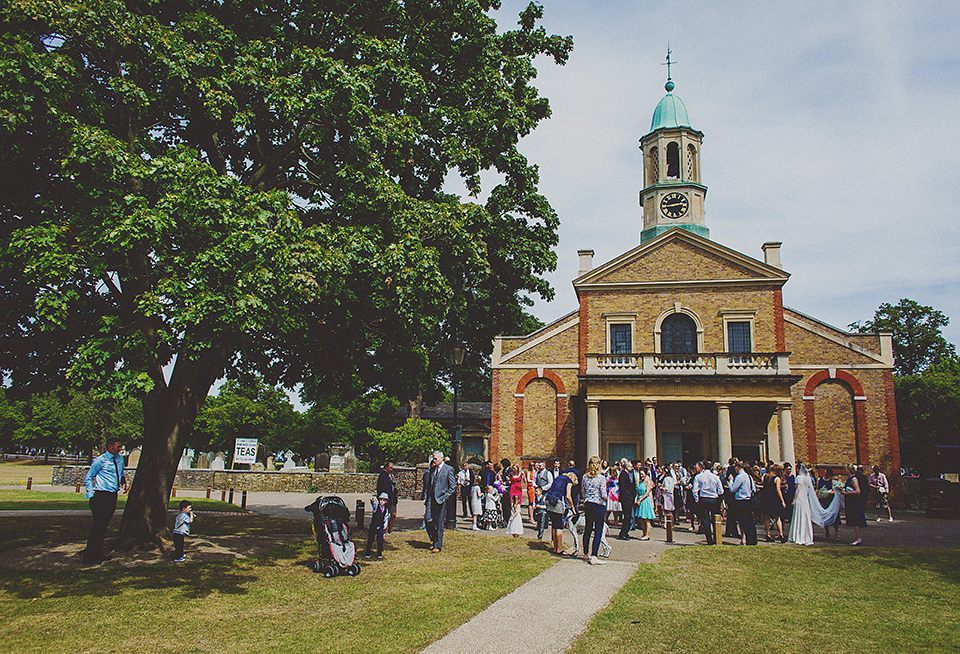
[457,463,473,518]
[693,461,723,545]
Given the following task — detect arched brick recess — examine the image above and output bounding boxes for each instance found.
[802,370,869,466]
[513,369,569,459]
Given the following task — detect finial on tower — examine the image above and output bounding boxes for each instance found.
[662,46,676,92]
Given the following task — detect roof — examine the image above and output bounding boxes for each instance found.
[394,402,491,422]
[650,84,691,131]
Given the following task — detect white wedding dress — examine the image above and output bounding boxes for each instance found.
[788,465,840,546]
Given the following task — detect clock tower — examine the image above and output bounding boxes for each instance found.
[639,50,708,243]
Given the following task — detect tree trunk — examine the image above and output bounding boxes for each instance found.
[117,352,223,546]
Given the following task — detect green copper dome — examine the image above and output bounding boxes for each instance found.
[650,81,691,131]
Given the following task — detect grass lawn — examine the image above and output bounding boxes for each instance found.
[570,546,960,653]
[0,489,245,513]
[0,460,55,486]
[0,514,555,654]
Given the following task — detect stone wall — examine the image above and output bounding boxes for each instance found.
[53,466,378,494]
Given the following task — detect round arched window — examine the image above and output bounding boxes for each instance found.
[661,313,697,354]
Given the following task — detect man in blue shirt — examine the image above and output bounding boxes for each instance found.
[82,438,128,564]
[693,461,723,545]
[728,460,758,545]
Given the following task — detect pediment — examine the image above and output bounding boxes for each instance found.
[574,228,788,288]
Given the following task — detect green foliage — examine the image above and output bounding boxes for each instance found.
[193,378,300,453]
[850,299,956,377]
[894,356,960,471]
[368,418,450,464]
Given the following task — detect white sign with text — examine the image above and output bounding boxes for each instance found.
[233,438,258,465]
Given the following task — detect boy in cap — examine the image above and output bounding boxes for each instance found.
[363,492,390,560]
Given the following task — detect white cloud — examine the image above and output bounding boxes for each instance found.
[479,0,960,344]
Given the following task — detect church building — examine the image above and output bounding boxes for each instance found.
[489,62,902,489]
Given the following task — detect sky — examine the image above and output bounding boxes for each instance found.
[480,0,960,345]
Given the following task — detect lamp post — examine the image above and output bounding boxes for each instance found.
[445,334,466,529]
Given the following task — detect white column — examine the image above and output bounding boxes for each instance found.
[778,403,795,466]
[643,402,657,462]
[586,400,600,461]
[717,402,732,465]
[766,410,781,462]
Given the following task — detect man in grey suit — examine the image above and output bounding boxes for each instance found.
[424,450,457,552]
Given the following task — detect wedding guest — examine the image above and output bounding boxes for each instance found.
[581,455,608,565]
[870,465,893,522]
[843,465,867,546]
[761,464,786,542]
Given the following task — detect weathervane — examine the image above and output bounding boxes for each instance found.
[662,46,676,92]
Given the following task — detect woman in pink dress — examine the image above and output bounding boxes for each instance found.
[509,466,525,509]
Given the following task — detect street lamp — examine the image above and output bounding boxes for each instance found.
[445,334,466,529]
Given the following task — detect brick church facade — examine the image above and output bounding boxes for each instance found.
[489,65,901,489]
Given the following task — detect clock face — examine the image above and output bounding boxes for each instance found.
[660,192,689,218]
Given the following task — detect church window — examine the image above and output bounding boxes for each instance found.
[661,313,697,353]
[649,147,659,184]
[686,144,697,181]
[666,142,680,179]
[610,324,632,353]
[727,321,752,353]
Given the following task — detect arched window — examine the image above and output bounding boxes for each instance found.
[666,142,680,178]
[649,146,659,184]
[686,144,697,181]
[661,313,697,354]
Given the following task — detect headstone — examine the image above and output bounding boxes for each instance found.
[196,452,211,469]
[178,452,192,470]
[211,452,226,470]
[127,447,141,469]
[344,454,358,474]
[266,456,276,471]
[316,452,330,471]
[282,456,297,471]
[256,443,268,466]
[329,443,353,473]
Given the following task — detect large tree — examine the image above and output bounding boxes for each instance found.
[850,298,956,377]
[0,0,571,543]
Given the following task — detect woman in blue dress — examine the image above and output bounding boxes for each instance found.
[634,468,656,540]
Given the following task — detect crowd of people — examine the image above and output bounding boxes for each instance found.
[442,455,895,555]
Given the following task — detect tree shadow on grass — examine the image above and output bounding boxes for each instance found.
[0,561,259,600]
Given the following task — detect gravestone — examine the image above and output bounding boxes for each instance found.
[256,443,268,466]
[281,456,297,471]
[211,452,226,470]
[344,454,358,474]
[127,447,141,469]
[251,462,265,471]
[266,456,276,471]
[178,451,192,470]
[316,452,330,471]
[196,451,211,469]
[329,443,353,473]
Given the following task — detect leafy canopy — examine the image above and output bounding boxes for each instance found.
[368,418,450,465]
[850,299,956,377]
[0,0,572,405]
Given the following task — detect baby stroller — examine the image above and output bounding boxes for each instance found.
[304,496,361,577]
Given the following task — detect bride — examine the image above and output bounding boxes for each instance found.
[788,464,840,545]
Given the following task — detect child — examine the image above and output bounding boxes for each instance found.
[481,483,501,530]
[533,487,548,539]
[505,494,523,537]
[364,492,389,560]
[470,476,483,531]
[172,500,193,563]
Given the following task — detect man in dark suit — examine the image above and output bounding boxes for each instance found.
[617,459,637,540]
[424,451,457,552]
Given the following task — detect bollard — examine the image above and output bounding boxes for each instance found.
[355,499,365,530]
[206,485,212,499]
[221,490,226,502]
[228,488,234,504]
[76,481,82,493]
[241,490,247,510]
[665,512,674,542]
[171,485,177,498]
[26,477,33,490]
[714,514,723,546]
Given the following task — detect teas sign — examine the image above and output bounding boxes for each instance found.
[234,438,258,465]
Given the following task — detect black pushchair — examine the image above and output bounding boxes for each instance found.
[304,496,361,577]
